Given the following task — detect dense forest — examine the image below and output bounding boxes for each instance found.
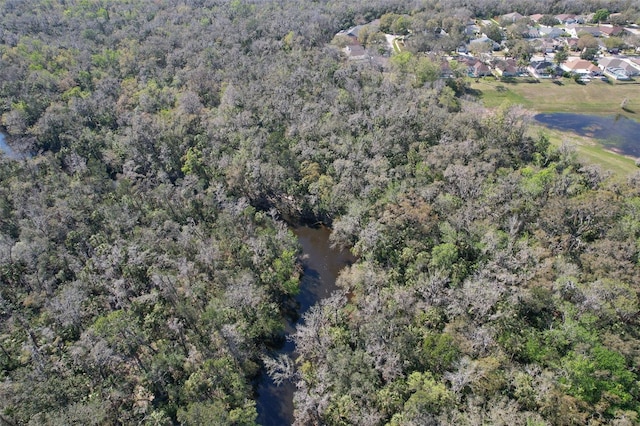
[0,0,639,424]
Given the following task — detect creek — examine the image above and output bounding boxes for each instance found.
[256,225,355,425]
[0,131,17,159]
[0,130,28,160]
[534,112,640,157]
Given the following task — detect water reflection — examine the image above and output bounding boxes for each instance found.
[0,132,21,159]
[534,113,640,157]
[256,225,355,425]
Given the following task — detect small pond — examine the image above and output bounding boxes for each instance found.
[534,112,640,157]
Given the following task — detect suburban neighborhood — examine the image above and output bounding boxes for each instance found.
[334,9,640,83]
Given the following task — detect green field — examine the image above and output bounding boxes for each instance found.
[470,77,640,177]
[470,77,640,115]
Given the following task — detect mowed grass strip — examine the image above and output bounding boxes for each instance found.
[470,77,640,117]
[529,125,638,178]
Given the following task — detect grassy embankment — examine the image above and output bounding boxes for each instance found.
[470,77,640,177]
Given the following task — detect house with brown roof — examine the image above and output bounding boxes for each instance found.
[555,14,577,24]
[565,38,580,51]
[492,58,521,77]
[529,14,544,23]
[598,26,626,37]
[458,56,493,77]
[561,58,602,76]
[472,61,492,77]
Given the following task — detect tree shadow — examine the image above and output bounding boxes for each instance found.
[466,87,483,97]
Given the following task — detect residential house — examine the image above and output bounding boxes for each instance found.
[457,56,493,77]
[492,58,521,77]
[337,25,364,42]
[566,25,601,38]
[565,38,580,51]
[501,12,524,23]
[598,26,626,37]
[534,38,560,54]
[538,26,565,38]
[529,14,544,23]
[528,60,561,78]
[464,23,481,37]
[598,57,640,76]
[469,35,501,51]
[472,61,493,77]
[603,67,631,80]
[555,14,577,25]
[524,27,540,38]
[343,44,368,61]
[561,58,602,76]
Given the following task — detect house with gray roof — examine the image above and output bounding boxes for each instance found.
[538,26,565,38]
[528,60,562,78]
[565,26,602,38]
[598,57,640,76]
[501,12,524,23]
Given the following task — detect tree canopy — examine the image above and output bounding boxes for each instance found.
[0,0,638,424]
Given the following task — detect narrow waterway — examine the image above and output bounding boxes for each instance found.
[0,130,27,160]
[256,225,355,425]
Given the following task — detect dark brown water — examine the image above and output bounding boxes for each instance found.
[256,225,355,425]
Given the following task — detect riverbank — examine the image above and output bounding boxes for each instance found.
[256,224,355,425]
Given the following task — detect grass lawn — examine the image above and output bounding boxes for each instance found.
[470,77,640,116]
[470,77,640,178]
[529,125,638,178]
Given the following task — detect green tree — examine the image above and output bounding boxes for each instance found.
[391,16,411,36]
[539,15,559,26]
[483,23,503,43]
[389,372,454,425]
[592,9,610,24]
[554,47,568,65]
[604,36,625,52]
